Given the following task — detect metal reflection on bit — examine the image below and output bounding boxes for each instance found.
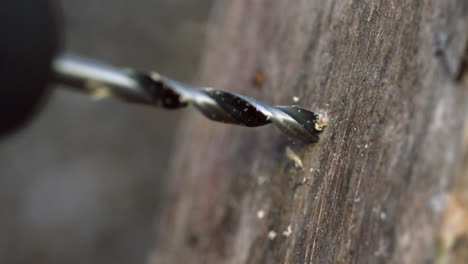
[52,53,328,142]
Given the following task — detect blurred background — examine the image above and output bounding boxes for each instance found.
[0,0,213,263]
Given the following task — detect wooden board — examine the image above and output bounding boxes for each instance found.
[151,0,468,263]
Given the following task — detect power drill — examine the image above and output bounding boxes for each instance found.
[0,0,325,142]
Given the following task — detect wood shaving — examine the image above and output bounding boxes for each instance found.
[268,230,277,240]
[282,225,292,237]
[285,147,303,169]
[257,210,265,219]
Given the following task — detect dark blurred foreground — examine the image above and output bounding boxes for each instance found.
[0,0,213,263]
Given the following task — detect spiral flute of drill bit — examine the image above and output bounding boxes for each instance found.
[53,54,327,142]
[136,73,327,142]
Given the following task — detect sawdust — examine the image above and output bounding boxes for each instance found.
[314,112,330,132]
[268,230,277,240]
[282,225,292,237]
[86,81,111,100]
[257,210,265,219]
[149,72,161,81]
[285,147,303,169]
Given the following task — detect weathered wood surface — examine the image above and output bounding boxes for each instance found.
[151,0,468,263]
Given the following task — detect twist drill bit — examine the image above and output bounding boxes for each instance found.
[53,54,328,142]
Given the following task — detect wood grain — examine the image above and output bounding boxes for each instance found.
[151,0,468,263]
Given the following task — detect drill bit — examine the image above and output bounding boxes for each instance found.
[53,54,327,142]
